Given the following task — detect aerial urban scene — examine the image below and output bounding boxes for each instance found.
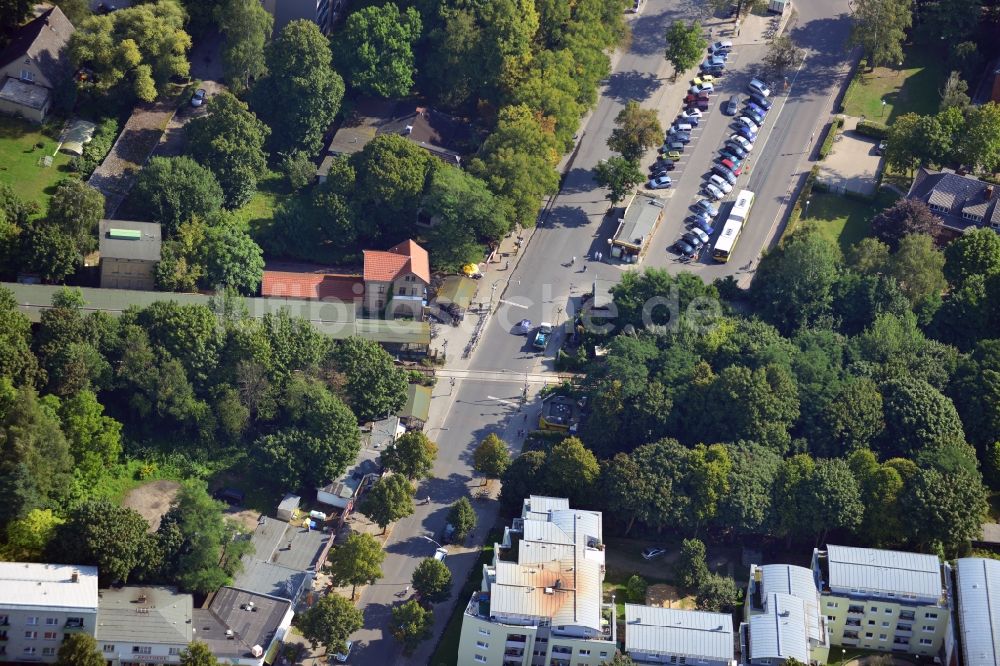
[0,0,999,665]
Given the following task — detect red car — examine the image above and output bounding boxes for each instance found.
[687,100,709,112]
[683,92,711,104]
[720,158,743,175]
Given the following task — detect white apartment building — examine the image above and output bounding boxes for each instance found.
[811,545,954,663]
[951,558,998,666]
[0,562,99,663]
[624,604,735,666]
[457,496,617,666]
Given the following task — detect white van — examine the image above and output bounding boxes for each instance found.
[748,78,771,97]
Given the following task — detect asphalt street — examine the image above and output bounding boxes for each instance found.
[346,1,854,663]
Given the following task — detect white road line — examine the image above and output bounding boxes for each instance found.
[497,299,528,309]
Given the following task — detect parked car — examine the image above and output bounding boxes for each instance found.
[712,164,738,183]
[734,125,758,142]
[687,100,710,112]
[747,101,768,117]
[680,108,703,120]
[331,641,354,663]
[671,132,691,144]
[650,160,675,172]
[190,88,206,107]
[691,74,715,86]
[748,78,771,97]
[665,141,685,152]
[693,199,719,217]
[647,175,673,189]
[687,227,710,245]
[689,82,714,94]
[642,547,667,560]
[663,150,682,161]
[434,547,448,561]
[729,134,754,151]
[674,238,697,257]
[703,183,724,200]
[690,214,714,234]
[749,93,773,110]
[650,169,673,180]
[720,158,743,175]
[683,231,705,249]
[684,92,711,104]
[708,174,734,194]
[745,108,765,125]
[514,319,532,335]
[700,63,725,76]
[875,139,888,155]
[675,114,699,127]
[736,116,760,131]
[708,40,733,54]
[724,95,740,115]
[533,323,552,350]
[721,144,748,160]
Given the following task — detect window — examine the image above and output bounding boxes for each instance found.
[43,631,57,640]
[0,615,7,625]
[23,647,36,656]
[103,645,115,653]
[922,625,935,632]
[24,631,37,639]
[882,622,890,627]
[26,617,38,626]
[924,612,939,620]
[65,617,84,628]
[476,641,488,649]
[474,655,487,663]
[44,618,58,626]
[884,608,893,615]
[919,639,933,646]
[579,649,590,656]
[478,628,490,636]
[879,634,887,641]
[19,69,34,82]
[169,648,181,656]
[865,632,874,639]
[827,616,836,622]
[868,620,876,626]
[600,653,608,658]
[42,647,55,656]
[378,285,385,294]
[897,624,912,632]
[870,607,878,613]
[132,646,152,655]
[826,601,838,608]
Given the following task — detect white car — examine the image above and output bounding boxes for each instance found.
[748,78,771,97]
[688,227,710,244]
[708,174,734,194]
[709,40,732,53]
[647,175,672,189]
[689,82,714,94]
[736,116,760,131]
[434,547,448,561]
[331,641,353,663]
[680,108,703,119]
[703,183,724,200]
[729,134,754,151]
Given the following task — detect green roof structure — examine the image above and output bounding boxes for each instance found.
[398,384,432,424]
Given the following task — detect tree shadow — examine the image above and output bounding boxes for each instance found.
[603,70,662,104]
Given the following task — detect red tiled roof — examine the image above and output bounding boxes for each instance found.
[363,239,430,284]
[262,266,363,302]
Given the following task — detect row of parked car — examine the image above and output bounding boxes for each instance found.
[647,41,735,191]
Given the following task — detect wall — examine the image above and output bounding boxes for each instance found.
[822,593,948,657]
[101,258,156,291]
[0,609,98,664]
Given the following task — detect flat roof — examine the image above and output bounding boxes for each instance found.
[194,587,291,660]
[591,279,615,310]
[826,544,942,600]
[434,275,477,309]
[0,563,98,611]
[613,194,664,250]
[231,517,331,601]
[757,564,822,644]
[749,592,809,664]
[624,604,733,661]
[95,586,192,644]
[955,558,1000,666]
[99,219,162,262]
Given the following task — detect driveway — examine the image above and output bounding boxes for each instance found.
[156,31,227,157]
[816,115,883,196]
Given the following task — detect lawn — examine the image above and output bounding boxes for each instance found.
[842,47,947,122]
[233,170,294,232]
[802,189,900,254]
[0,115,74,213]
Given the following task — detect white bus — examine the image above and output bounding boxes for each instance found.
[712,189,755,262]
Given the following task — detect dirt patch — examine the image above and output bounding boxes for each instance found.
[646,583,697,610]
[123,480,180,532]
[224,506,263,532]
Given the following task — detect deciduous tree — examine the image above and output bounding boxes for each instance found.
[132,157,223,234]
[217,0,273,94]
[326,532,384,599]
[411,557,452,602]
[3,508,63,561]
[47,179,104,255]
[473,434,511,481]
[763,35,804,77]
[664,20,706,80]
[391,600,433,654]
[381,431,437,480]
[334,3,422,98]
[56,633,105,666]
[543,436,600,506]
[359,474,414,534]
[870,198,938,251]
[595,156,645,205]
[887,233,946,306]
[329,337,408,423]
[696,573,741,612]
[447,497,477,541]
[940,71,971,112]
[179,641,218,666]
[55,499,153,584]
[848,0,912,68]
[297,593,363,655]
[674,538,709,590]
[957,102,1000,173]
[880,376,965,457]
[944,227,1000,287]
[607,102,663,163]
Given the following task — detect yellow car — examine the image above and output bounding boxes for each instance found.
[691,74,715,86]
[665,150,682,160]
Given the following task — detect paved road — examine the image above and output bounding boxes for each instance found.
[346,1,854,663]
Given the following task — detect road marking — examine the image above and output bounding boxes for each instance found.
[486,395,521,407]
[498,299,528,309]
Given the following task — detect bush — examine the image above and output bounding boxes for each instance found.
[69,118,119,178]
[625,574,648,603]
[280,151,315,191]
[818,116,844,160]
[855,119,888,139]
[784,165,821,237]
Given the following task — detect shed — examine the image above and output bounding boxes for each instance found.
[434,275,478,311]
[768,0,789,12]
[611,194,664,260]
[276,494,300,522]
[397,384,432,429]
[59,118,96,156]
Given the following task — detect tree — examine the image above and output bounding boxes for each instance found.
[608,652,637,666]
[253,19,345,154]
[3,508,63,561]
[69,1,191,102]
[201,215,265,294]
[715,443,780,536]
[944,227,1000,288]
[132,157,223,233]
[499,450,547,513]
[381,431,437,480]
[326,532,384,599]
[56,633,104,666]
[329,337,408,422]
[297,593,363,655]
[871,198,938,250]
[156,481,236,594]
[359,474,414,534]
[55,500,152,584]
[186,92,270,209]
[625,574,648,603]
[611,268,719,331]
[674,538,709,590]
[885,233,945,308]
[957,102,1000,173]
[594,156,645,205]
[0,287,40,386]
[472,433,511,481]
[880,376,965,457]
[809,378,884,457]
[47,179,104,255]
[544,436,600,506]
[59,389,123,479]
[848,0,912,67]
[179,642,218,666]
[918,0,981,44]
[280,151,315,192]
[607,101,663,162]
[19,221,80,283]
[803,458,864,543]
[950,340,1000,450]
[905,465,988,553]
[446,497,477,541]
[390,600,433,654]
[0,0,32,35]
[696,573,741,611]
[334,3,422,98]
[664,20,706,80]
[217,0,273,95]
[940,70,971,111]
[763,35,804,77]
[599,453,646,535]
[884,113,924,174]
[847,237,891,275]
[411,557,452,602]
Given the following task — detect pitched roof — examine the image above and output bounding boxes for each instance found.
[95,586,192,645]
[0,562,98,611]
[363,239,430,283]
[907,167,1000,232]
[624,604,733,662]
[955,558,1000,666]
[397,383,432,422]
[261,262,363,301]
[378,106,477,162]
[0,5,75,88]
[0,76,50,109]
[749,592,810,664]
[826,544,943,601]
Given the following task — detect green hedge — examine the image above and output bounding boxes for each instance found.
[69,117,119,178]
[855,119,888,138]
[818,116,844,160]
[783,165,821,239]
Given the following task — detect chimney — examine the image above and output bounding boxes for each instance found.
[986,185,995,199]
[71,570,79,583]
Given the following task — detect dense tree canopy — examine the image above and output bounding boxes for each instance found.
[132,157,224,233]
[335,3,422,98]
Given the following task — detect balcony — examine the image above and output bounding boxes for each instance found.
[899,611,915,621]
[847,606,865,616]
[63,622,86,632]
[505,648,525,657]
[896,626,912,636]
[845,619,861,628]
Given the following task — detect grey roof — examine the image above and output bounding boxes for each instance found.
[317,443,382,502]
[614,194,664,250]
[907,167,1000,231]
[365,416,403,450]
[95,586,192,644]
[591,279,614,311]
[826,544,942,600]
[98,220,162,262]
[0,5,75,88]
[193,587,291,660]
[748,592,810,664]
[0,76,50,110]
[624,604,733,661]
[231,517,330,601]
[229,560,309,602]
[758,564,822,643]
[276,494,300,514]
[955,558,1000,666]
[0,562,98,611]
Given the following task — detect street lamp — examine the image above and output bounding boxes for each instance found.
[804,198,811,218]
[420,535,443,549]
[880,99,886,117]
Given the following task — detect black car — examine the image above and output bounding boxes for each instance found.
[749,93,773,110]
[683,231,706,249]
[724,95,739,115]
[652,164,676,175]
[674,239,696,257]
[723,142,749,159]
[712,164,737,184]
[672,132,692,144]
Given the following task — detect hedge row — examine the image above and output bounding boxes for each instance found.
[855,119,888,138]
[69,117,119,178]
[783,165,821,239]
[818,116,845,160]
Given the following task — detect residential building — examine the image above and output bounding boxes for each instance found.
[261,262,364,313]
[192,587,294,666]
[98,220,162,291]
[906,167,1000,237]
[259,0,348,36]
[624,604,735,666]
[231,516,333,605]
[397,383,432,430]
[953,558,999,666]
[610,194,665,261]
[362,239,430,318]
[741,563,830,666]
[96,586,192,665]
[811,545,954,663]
[457,496,617,666]
[0,5,75,122]
[0,563,98,663]
[316,416,400,510]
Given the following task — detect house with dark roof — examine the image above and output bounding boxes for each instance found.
[906,167,1000,237]
[230,516,333,605]
[98,220,162,291]
[363,239,430,319]
[0,5,75,122]
[192,587,293,666]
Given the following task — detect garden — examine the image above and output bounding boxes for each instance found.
[0,116,74,212]
[801,189,900,253]
[841,48,947,122]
